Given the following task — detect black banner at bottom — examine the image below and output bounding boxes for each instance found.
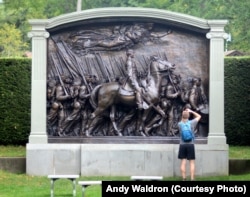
[102,181,250,197]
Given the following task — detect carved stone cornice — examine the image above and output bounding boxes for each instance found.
[206,20,229,40]
[27,31,50,39]
[27,19,50,38]
[206,32,229,40]
[45,7,210,32]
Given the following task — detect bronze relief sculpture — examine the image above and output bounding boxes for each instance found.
[46,22,209,138]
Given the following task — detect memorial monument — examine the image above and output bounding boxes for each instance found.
[26,7,229,177]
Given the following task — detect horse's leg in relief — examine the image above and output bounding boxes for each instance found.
[86,95,115,136]
[135,109,146,137]
[85,116,95,137]
[110,105,122,136]
[144,113,161,136]
[139,108,152,136]
[85,106,107,136]
[117,109,136,134]
[88,106,105,120]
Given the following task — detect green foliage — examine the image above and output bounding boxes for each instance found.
[44,0,77,18]
[222,0,250,53]
[3,0,46,18]
[2,0,48,46]
[224,57,250,145]
[0,23,28,57]
[1,0,250,55]
[0,58,31,145]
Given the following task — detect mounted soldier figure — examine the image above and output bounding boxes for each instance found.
[84,50,176,136]
[124,49,144,110]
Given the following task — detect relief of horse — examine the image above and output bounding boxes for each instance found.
[85,55,176,136]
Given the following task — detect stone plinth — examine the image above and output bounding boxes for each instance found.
[26,143,228,177]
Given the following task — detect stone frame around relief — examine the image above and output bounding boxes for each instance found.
[28,7,228,145]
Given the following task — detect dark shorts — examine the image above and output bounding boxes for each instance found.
[178,143,195,160]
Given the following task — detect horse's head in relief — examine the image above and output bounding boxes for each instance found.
[149,55,176,74]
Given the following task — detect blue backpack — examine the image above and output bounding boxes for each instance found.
[179,120,194,142]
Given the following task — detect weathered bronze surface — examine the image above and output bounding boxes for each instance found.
[47,21,209,139]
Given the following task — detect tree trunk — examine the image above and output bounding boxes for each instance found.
[77,0,82,11]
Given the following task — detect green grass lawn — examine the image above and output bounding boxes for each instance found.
[1,145,250,158]
[0,145,26,157]
[0,170,102,197]
[0,170,250,197]
[228,146,250,159]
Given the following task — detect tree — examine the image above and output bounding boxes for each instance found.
[44,0,77,18]
[77,0,82,11]
[1,0,249,55]
[0,23,28,57]
[223,0,250,53]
